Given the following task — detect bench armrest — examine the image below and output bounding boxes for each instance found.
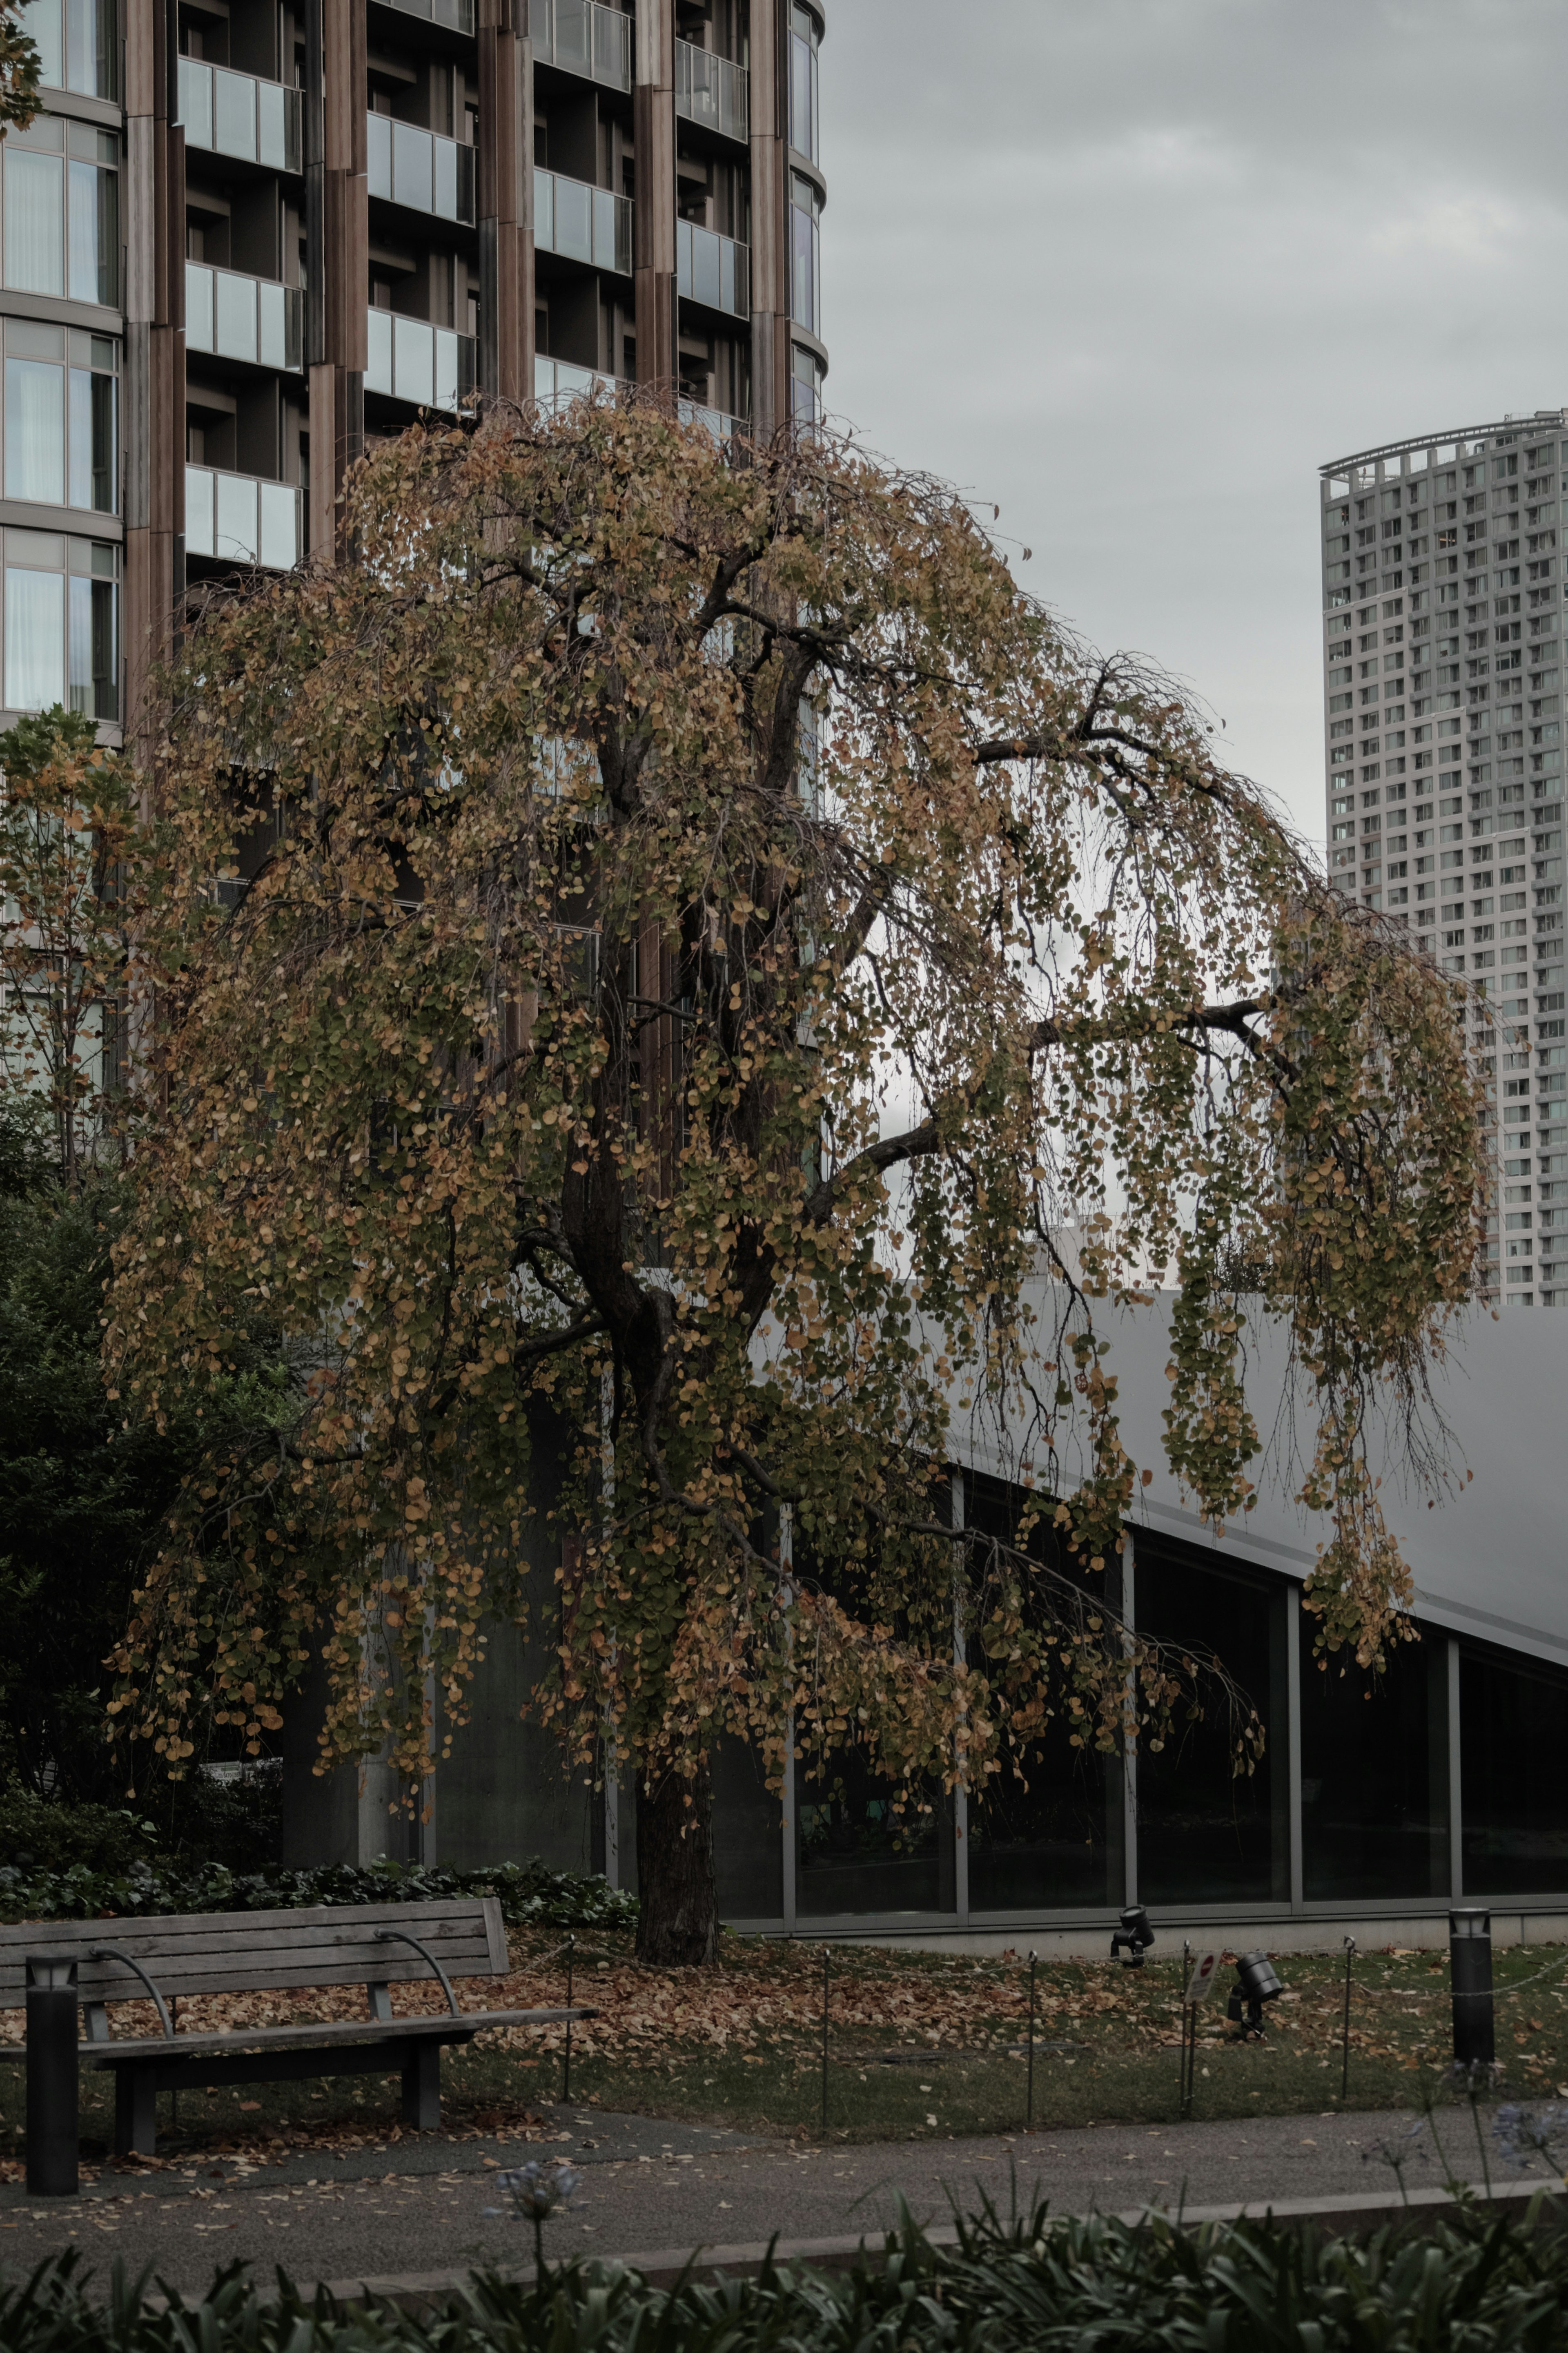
[372,1928,460,2015]
[88,1945,174,2039]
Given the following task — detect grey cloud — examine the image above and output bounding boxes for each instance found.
[820,0,1568,844]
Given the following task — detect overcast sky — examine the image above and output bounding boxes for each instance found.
[819,0,1568,855]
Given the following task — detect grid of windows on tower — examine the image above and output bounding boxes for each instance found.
[1320,422,1568,1305]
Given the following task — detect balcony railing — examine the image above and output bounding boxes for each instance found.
[367,112,475,224]
[678,395,747,449]
[177,58,302,171]
[365,308,477,412]
[379,0,474,33]
[528,0,630,91]
[535,355,622,408]
[186,465,302,570]
[675,40,747,144]
[676,219,749,319]
[534,169,632,274]
[185,263,302,371]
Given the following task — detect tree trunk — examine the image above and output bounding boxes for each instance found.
[633,1757,718,1966]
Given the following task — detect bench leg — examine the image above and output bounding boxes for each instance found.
[114,2069,157,2160]
[400,2041,440,2132]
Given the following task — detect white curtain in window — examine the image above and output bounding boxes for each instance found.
[67,158,99,304]
[6,359,66,504]
[5,565,65,710]
[4,149,65,296]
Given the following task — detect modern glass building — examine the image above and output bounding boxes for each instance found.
[1320,419,1567,1309]
[283,1294,1568,1954]
[1,0,829,738]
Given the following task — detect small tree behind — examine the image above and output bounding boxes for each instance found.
[107,406,1486,1960]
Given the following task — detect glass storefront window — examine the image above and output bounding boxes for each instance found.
[797,1747,953,1917]
[1135,1545,1288,1907]
[2,528,116,718]
[1461,1643,1568,1894]
[3,320,116,513]
[962,1472,1124,1912]
[713,1737,783,1920]
[790,172,820,338]
[2,118,118,306]
[1299,1617,1449,1901]
[788,2,819,163]
[19,0,116,99]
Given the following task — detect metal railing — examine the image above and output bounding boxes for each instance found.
[675,40,748,144]
[185,263,302,371]
[367,112,475,224]
[365,308,477,412]
[186,466,302,570]
[677,219,749,318]
[678,395,747,448]
[379,0,474,33]
[528,0,630,90]
[534,169,633,274]
[177,58,301,171]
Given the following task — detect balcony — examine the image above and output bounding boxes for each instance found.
[534,169,633,274]
[529,0,630,91]
[534,355,621,408]
[678,395,747,449]
[676,219,749,319]
[186,466,302,570]
[177,58,302,172]
[186,263,303,372]
[379,0,474,32]
[365,308,477,412]
[367,113,475,225]
[675,41,747,144]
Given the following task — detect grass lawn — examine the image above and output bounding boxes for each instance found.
[2,1931,1565,2168]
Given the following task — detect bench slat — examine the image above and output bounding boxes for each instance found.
[76,2005,595,2065]
[0,1898,512,2006]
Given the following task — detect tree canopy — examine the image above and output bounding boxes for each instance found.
[105,401,1486,1957]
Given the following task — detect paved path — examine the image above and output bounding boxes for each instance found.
[0,2101,1539,2296]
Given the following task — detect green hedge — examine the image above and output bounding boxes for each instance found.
[0,1853,636,1932]
[3,2200,1568,2350]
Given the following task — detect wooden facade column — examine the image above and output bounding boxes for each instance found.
[633,0,675,395]
[122,0,184,740]
[306,0,367,558]
[748,0,788,442]
[477,0,530,403]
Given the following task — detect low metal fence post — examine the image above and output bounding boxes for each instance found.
[563,1934,575,2101]
[1341,1936,1356,2100]
[1026,1949,1037,2130]
[25,1955,79,2198]
[819,1947,830,2134]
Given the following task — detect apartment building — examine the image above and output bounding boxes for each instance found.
[0,0,828,732]
[1321,417,1567,1308]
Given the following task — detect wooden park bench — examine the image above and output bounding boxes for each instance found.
[0,1897,592,2160]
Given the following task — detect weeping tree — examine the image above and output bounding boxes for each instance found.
[105,399,1485,1961]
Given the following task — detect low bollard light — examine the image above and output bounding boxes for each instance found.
[1449,1907,1495,2069]
[25,1954,79,2198]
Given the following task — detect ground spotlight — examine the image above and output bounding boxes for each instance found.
[1109,1906,1155,1967]
[1227,1951,1283,2039]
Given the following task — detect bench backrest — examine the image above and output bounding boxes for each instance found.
[0,1898,510,2010]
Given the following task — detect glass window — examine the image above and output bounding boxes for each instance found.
[1299,1621,1449,1900]
[1135,1545,1288,1906]
[5,558,64,711]
[790,173,820,338]
[19,0,115,97]
[789,3,819,163]
[791,342,823,427]
[1,531,116,718]
[713,1737,783,1920]
[2,134,116,305]
[1461,1643,1568,1894]
[962,1474,1124,1914]
[797,1747,953,1917]
[2,324,116,514]
[5,145,65,294]
[5,355,65,504]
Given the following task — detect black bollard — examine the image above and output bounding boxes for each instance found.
[25,1955,79,2197]
[1449,1908,1495,2069]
